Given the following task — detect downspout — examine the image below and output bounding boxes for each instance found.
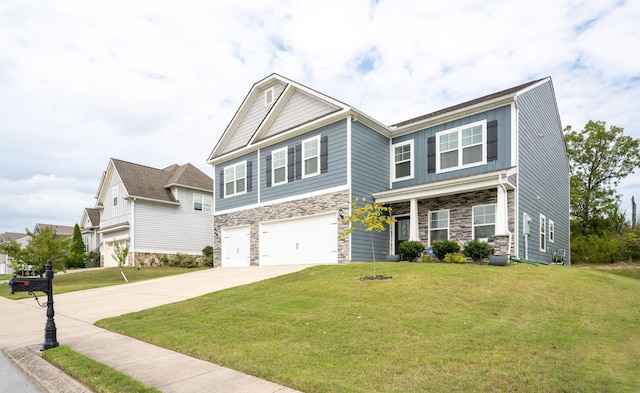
[131,197,135,267]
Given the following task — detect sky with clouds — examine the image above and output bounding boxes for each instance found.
[1,0,639,234]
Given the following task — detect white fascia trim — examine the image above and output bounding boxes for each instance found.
[373,171,514,204]
[390,96,515,138]
[125,196,181,206]
[98,224,130,234]
[514,77,550,96]
[214,184,349,215]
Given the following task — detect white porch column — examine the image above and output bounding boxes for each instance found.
[495,186,507,235]
[409,198,419,241]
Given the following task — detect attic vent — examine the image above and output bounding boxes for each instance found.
[264,87,274,106]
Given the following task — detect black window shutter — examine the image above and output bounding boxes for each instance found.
[487,120,498,162]
[320,135,328,173]
[427,136,436,173]
[265,154,272,187]
[295,144,302,179]
[218,169,224,199]
[246,161,252,192]
[287,147,295,182]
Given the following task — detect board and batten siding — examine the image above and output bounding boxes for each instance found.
[351,121,392,261]
[391,105,512,189]
[134,189,214,254]
[215,151,259,212]
[260,120,348,203]
[516,80,570,264]
[101,170,132,228]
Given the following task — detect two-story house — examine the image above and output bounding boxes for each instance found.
[89,158,214,267]
[80,207,101,253]
[0,232,27,274]
[208,74,569,267]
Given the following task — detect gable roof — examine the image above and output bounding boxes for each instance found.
[34,223,74,236]
[391,78,547,128]
[110,159,213,204]
[81,207,101,228]
[1,232,27,243]
[209,73,367,162]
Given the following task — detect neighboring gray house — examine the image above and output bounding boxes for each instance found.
[208,74,570,267]
[80,207,101,253]
[91,158,214,267]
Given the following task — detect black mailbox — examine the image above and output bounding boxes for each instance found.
[9,277,50,294]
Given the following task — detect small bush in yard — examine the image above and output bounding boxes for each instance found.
[420,254,437,263]
[399,240,425,261]
[170,253,197,268]
[444,253,467,264]
[463,239,492,261]
[431,240,460,261]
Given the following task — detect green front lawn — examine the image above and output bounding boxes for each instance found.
[97,263,640,393]
[1,267,206,299]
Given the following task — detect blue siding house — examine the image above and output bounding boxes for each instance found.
[208,74,569,266]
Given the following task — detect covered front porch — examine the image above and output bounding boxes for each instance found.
[373,170,516,258]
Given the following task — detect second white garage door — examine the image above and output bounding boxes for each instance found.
[260,212,338,265]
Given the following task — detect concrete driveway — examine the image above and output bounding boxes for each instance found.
[1,265,312,393]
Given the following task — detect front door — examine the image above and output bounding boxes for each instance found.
[394,217,410,255]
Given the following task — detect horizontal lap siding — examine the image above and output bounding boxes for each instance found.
[215,151,259,211]
[134,189,214,253]
[517,81,570,264]
[391,105,512,189]
[261,120,348,202]
[351,121,391,261]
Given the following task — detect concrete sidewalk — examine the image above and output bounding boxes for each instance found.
[1,265,311,392]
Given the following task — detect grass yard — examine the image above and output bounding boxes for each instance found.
[96,263,640,393]
[1,267,205,299]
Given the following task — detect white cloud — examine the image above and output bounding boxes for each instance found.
[1,0,639,231]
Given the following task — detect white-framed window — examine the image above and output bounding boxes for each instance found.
[429,210,449,243]
[436,120,487,173]
[82,234,90,252]
[193,193,212,212]
[302,136,320,178]
[540,214,547,252]
[272,147,288,186]
[112,186,119,207]
[549,220,555,243]
[392,140,413,181]
[265,87,274,106]
[473,204,496,240]
[224,162,247,197]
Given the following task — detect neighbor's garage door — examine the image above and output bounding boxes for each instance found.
[221,226,251,267]
[260,212,338,265]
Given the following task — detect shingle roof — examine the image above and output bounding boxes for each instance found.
[86,208,101,227]
[36,224,74,236]
[391,78,545,128]
[112,159,213,203]
[1,232,27,242]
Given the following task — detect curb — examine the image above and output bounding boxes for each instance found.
[3,346,90,393]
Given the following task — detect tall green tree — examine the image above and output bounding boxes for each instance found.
[10,227,70,273]
[66,224,87,268]
[565,120,640,235]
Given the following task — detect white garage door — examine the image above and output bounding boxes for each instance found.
[260,212,338,265]
[221,226,251,267]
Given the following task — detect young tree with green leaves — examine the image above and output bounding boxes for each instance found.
[340,197,396,277]
[565,120,640,235]
[113,242,130,268]
[8,227,70,273]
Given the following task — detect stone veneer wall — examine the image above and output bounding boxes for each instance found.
[133,252,206,267]
[391,189,515,256]
[214,190,351,266]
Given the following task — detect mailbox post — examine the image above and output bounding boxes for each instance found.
[8,260,59,350]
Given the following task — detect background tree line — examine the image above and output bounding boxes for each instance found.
[565,120,640,263]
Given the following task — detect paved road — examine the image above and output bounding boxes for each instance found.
[0,350,46,393]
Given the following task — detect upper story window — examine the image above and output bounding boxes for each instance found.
[540,214,547,252]
[193,193,212,212]
[272,147,288,186]
[436,120,487,173]
[302,136,320,178]
[473,204,496,240]
[224,161,246,197]
[429,210,449,244]
[392,140,413,181]
[264,87,274,106]
[112,186,119,207]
